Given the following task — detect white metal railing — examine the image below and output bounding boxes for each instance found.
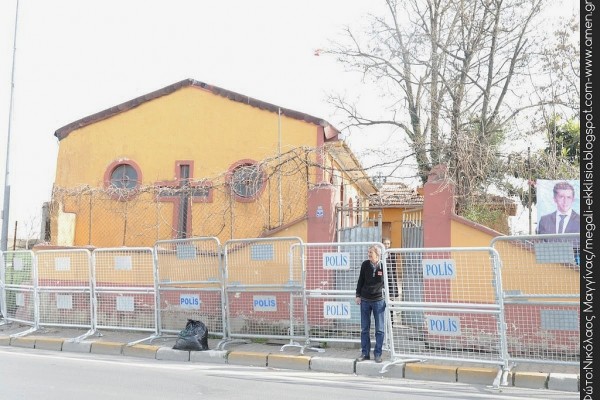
[491,233,580,367]
[383,247,509,388]
[154,237,225,340]
[0,234,581,379]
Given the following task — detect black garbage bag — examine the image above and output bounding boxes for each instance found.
[173,319,209,351]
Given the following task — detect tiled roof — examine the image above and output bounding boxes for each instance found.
[54,78,340,140]
[369,182,423,207]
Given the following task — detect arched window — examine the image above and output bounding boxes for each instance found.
[104,160,142,194]
[110,164,139,189]
[228,161,265,201]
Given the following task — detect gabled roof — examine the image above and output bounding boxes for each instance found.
[54,78,340,140]
[326,141,378,196]
[369,182,423,208]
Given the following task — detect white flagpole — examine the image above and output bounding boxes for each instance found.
[1,0,20,251]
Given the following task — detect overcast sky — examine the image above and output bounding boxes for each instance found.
[0,0,384,238]
[0,0,579,239]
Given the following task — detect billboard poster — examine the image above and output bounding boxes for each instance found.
[536,179,580,235]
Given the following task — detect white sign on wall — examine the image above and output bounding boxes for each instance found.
[116,296,135,312]
[180,294,201,309]
[56,294,73,310]
[55,257,71,271]
[253,296,277,312]
[323,301,351,319]
[114,256,133,271]
[426,315,461,336]
[322,252,351,270]
[422,259,456,279]
[316,206,324,218]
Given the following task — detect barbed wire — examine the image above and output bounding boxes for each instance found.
[50,145,373,247]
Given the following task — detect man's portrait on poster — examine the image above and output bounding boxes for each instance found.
[536,180,580,235]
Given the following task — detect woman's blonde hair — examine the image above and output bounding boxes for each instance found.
[368,245,381,257]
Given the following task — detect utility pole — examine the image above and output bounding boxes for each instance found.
[1,0,20,251]
[527,147,532,235]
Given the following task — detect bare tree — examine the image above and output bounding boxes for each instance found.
[502,13,580,208]
[534,14,580,116]
[327,0,561,210]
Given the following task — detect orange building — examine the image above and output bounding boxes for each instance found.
[50,79,377,247]
[368,182,424,248]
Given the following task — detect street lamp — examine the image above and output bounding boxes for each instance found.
[1,0,19,251]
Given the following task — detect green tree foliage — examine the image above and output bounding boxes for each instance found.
[545,117,580,165]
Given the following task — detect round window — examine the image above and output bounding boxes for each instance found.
[110,164,139,189]
[231,163,263,198]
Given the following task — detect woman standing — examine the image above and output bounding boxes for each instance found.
[355,245,385,363]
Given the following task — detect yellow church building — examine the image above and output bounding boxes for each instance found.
[50,79,377,247]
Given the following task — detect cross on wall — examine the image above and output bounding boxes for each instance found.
[156,161,211,239]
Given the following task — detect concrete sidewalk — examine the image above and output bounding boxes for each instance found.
[0,323,579,393]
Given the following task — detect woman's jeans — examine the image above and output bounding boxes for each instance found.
[360,299,386,357]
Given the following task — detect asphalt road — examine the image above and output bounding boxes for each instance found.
[0,347,577,400]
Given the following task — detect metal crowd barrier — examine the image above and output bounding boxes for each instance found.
[383,247,509,387]
[301,242,385,349]
[35,249,94,341]
[0,251,5,322]
[0,250,38,336]
[154,237,225,340]
[491,233,580,367]
[92,247,157,344]
[220,237,314,352]
[0,233,581,374]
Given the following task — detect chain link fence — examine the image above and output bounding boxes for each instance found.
[49,147,329,247]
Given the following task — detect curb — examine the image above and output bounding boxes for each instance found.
[267,353,311,370]
[122,344,160,359]
[227,351,268,367]
[356,361,403,379]
[405,363,457,382]
[34,337,64,351]
[10,337,36,349]
[91,341,124,355]
[457,366,503,386]
[190,349,228,364]
[0,336,579,392]
[310,356,354,374]
[548,373,579,392]
[513,371,549,389]
[157,347,190,362]
[63,340,91,353]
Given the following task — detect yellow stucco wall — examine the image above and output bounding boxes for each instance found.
[53,86,324,247]
[450,219,578,303]
[55,87,317,187]
[490,239,579,298]
[451,219,494,247]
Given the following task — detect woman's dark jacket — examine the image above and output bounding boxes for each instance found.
[355,259,385,301]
